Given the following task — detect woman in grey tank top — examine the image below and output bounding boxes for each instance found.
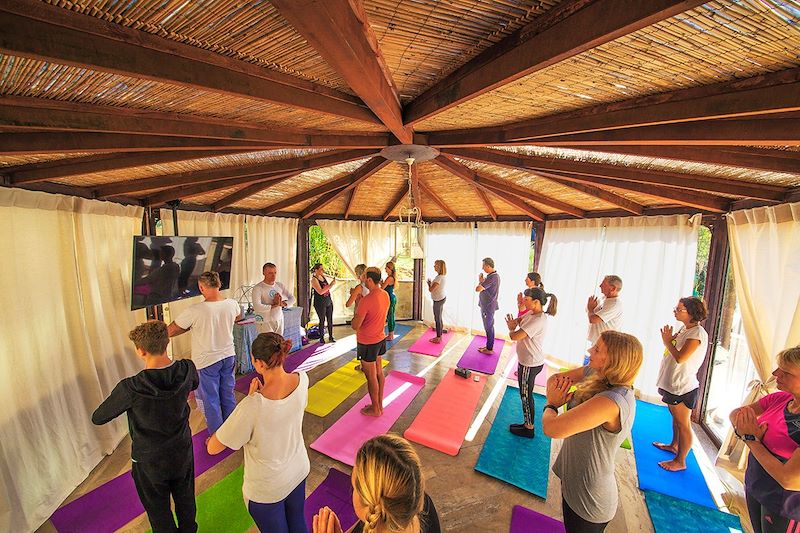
[543,331,644,532]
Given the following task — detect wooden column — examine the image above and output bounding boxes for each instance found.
[297,219,311,326]
[144,207,164,321]
[413,258,423,321]
[532,221,546,272]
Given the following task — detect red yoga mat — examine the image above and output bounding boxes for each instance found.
[408,328,455,356]
[404,368,486,456]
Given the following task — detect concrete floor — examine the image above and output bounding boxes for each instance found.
[38,321,749,533]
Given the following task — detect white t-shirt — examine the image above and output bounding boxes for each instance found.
[215,372,310,503]
[430,274,446,301]
[516,312,547,367]
[252,281,295,329]
[656,324,708,396]
[175,299,240,369]
[587,297,623,344]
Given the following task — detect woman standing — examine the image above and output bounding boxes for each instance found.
[505,287,557,438]
[312,434,441,533]
[730,346,800,533]
[654,296,708,471]
[427,260,447,344]
[346,264,369,312]
[311,263,337,344]
[207,333,309,533]
[383,262,397,341]
[545,331,643,532]
[517,272,543,316]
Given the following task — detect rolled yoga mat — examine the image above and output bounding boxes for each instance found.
[51,428,234,532]
[304,468,359,532]
[509,505,565,533]
[306,359,389,417]
[631,400,715,508]
[474,386,551,498]
[310,371,426,466]
[408,328,455,356]
[404,368,486,455]
[456,335,505,375]
[644,490,742,533]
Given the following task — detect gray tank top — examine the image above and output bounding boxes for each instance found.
[551,386,636,523]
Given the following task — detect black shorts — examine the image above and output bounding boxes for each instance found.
[357,340,387,363]
[658,387,699,409]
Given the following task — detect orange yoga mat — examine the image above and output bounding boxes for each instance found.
[404,368,486,456]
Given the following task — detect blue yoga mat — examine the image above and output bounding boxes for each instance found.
[386,323,412,348]
[645,490,742,533]
[474,386,551,498]
[631,400,715,508]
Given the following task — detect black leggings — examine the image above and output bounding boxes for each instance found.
[562,499,608,533]
[313,298,334,338]
[518,364,544,427]
[746,493,794,533]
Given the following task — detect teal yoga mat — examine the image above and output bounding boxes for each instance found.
[631,400,715,508]
[474,386,551,498]
[644,490,742,533]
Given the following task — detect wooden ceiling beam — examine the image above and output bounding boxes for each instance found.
[382,186,409,221]
[301,158,391,218]
[431,157,497,220]
[417,180,457,222]
[270,0,411,143]
[443,148,787,201]
[479,184,546,221]
[404,0,705,124]
[144,172,296,207]
[95,149,375,198]
[535,172,645,215]
[0,0,379,124]
[211,173,301,212]
[261,182,348,216]
[475,187,498,221]
[0,97,390,148]
[343,190,356,220]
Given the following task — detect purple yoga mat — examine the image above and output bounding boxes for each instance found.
[509,505,565,533]
[408,328,455,356]
[234,371,258,394]
[50,429,234,533]
[456,336,505,374]
[304,468,359,532]
[504,354,548,386]
[310,371,426,466]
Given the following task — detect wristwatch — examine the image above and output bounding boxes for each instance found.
[735,430,758,442]
[543,404,559,414]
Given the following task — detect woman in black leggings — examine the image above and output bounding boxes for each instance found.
[310,263,336,344]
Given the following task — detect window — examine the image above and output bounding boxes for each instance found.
[308,225,352,325]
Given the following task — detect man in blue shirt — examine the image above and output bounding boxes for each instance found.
[475,257,500,354]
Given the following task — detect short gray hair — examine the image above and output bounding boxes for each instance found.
[482,257,495,268]
[605,275,622,290]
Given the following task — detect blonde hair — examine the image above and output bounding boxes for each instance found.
[777,346,800,369]
[385,261,396,279]
[355,264,367,276]
[353,435,425,533]
[198,271,221,288]
[572,331,643,405]
[434,260,447,275]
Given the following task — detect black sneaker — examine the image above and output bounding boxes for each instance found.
[510,425,535,438]
[509,423,526,430]
[329,336,336,342]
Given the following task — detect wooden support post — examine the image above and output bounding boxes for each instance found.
[297,219,311,326]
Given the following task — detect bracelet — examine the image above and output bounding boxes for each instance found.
[543,404,559,414]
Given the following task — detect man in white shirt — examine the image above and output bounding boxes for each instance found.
[586,274,624,345]
[252,262,296,335]
[168,271,241,435]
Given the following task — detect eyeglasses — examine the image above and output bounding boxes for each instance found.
[673,307,687,313]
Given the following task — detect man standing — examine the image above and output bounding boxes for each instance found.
[252,262,296,335]
[587,274,624,345]
[475,257,501,355]
[169,271,240,435]
[352,267,390,417]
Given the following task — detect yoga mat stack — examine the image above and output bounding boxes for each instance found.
[457,335,505,375]
[408,328,455,356]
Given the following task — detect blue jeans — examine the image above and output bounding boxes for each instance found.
[196,356,236,434]
[248,479,307,533]
[481,309,496,350]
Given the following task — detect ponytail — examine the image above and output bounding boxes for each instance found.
[545,292,557,316]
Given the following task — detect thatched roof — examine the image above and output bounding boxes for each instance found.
[1,0,798,221]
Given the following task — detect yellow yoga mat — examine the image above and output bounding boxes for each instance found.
[306,359,389,417]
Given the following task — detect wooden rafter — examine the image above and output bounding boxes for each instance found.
[301,158,391,218]
[343,190,356,220]
[480,185,545,221]
[0,0,378,124]
[382,186,409,221]
[211,173,301,212]
[270,0,411,143]
[443,148,787,201]
[404,0,706,124]
[431,157,498,219]
[262,184,345,216]
[475,187,498,220]
[416,180,457,221]
[144,172,293,207]
[535,172,645,215]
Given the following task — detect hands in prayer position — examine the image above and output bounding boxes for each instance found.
[546,374,573,409]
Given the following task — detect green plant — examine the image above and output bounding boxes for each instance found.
[308,225,347,277]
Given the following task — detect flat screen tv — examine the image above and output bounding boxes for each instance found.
[131,236,234,310]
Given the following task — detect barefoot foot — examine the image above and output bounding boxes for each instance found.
[652,442,678,454]
[360,405,382,417]
[658,459,686,472]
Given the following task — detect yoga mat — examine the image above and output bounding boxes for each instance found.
[474,386,551,498]
[631,400,715,508]
[509,505,565,533]
[234,371,258,394]
[51,429,234,532]
[504,354,548,387]
[304,468,359,532]
[644,490,742,533]
[404,369,485,455]
[456,335,505,374]
[306,359,389,417]
[408,328,455,356]
[310,371,426,466]
[386,323,413,348]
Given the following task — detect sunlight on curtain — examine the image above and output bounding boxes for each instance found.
[0,188,145,532]
[316,220,396,275]
[245,215,298,293]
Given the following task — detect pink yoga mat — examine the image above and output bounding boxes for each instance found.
[404,369,485,455]
[504,354,548,387]
[509,505,565,533]
[456,336,505,374]
[408,328,455,356]
[310,371,425,466]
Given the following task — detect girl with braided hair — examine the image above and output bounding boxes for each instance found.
[312,435,440,533]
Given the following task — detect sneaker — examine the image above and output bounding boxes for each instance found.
[509,423,526,430]
[510,425,535,438]
[329,336,336,342]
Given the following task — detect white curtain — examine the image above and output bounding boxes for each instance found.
[245,215,299,294]
[539,215,701,398]
[0,188,145,532]
[162,210,247,358]
[316,220,396,276]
